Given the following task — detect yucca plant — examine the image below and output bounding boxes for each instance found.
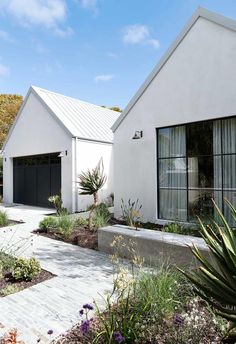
[181,199,236,342]
[78,158,106,229]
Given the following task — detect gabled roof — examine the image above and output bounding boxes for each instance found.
[3,86,120,149]
[112,7,236,132]
[32,86,120,143]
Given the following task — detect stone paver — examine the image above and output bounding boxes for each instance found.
[0,205,114,344]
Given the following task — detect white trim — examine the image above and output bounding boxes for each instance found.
[112,7,236,132]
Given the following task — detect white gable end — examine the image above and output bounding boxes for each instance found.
[4,91,72,157]
[114,13,236,222]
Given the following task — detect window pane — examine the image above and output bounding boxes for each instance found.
[158,126,185,158]
[213,120,221,155]
[223,192,236,226]
[187,121,213,156]
[188,189,222,222]
[159,158,186,188]
[223,155,236,189]
[188,156,221,189]
[222,118,236,154]
[159,189,187,221]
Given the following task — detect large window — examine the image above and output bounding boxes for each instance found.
[157,117,236,224]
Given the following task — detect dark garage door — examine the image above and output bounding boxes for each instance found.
[13,153,61,207]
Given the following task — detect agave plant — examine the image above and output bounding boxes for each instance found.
[181,199,236,342]
[78,158,107,229]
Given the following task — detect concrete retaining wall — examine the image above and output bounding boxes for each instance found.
[98,225,209,267]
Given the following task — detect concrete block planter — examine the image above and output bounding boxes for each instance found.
[98,225,209,267]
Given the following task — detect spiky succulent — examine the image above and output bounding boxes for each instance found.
[181,199,236,341]
[78,158,107,229]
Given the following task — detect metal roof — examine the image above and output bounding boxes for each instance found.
[32,86,120,143]
[112,7,236,132]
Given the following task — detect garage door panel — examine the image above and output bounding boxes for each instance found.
[13,166,25,203]
[13,153,61,207]
[24,166,37,205]
[37,165,50,207]
[50,164,61,196]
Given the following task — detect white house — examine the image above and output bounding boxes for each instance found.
[3,86,120,212]
[112,7,236,225]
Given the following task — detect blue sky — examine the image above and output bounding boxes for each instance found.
[1,0,236,108]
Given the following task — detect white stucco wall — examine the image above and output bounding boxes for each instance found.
[74,139,114,212]
[114,17,236,222]
[3,92,73,210]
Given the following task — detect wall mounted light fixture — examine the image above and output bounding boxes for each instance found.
[58,150,67,158]
[132,130,143,140]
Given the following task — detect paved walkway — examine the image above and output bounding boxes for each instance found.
[0,205,114,344]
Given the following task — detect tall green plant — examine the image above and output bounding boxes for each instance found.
[78,159,106,229]
[181,199,236,342]
[121,198,142,228]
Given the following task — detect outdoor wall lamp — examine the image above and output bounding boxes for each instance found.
[58,150,67,158]
[132,130,143,140]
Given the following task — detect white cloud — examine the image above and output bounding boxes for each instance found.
[0,30,14,42]
[77,0,97,11]
[123,24,149,44]
[95,74,114,82]
[147,38,160,49]
[0,63,9,76]
[123,24,160,49]
[0,0,72,37]
[54,26,74,37]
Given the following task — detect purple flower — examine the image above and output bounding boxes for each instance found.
[83,303,94,310]
[114,331,125,343]
[173,314,184,326]
[80,320,90,335]
[79,309,84,316]
[47,329,53,335]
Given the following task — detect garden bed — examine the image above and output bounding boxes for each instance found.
[33,215,202,252]
[0,252,54,297]
[0,268,54,297]
[0,220,23,229]
[53,265,224,344]
[34,226,98,250]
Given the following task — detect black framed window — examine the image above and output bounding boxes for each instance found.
[157,117,236,224]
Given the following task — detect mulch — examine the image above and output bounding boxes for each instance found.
[0,269,54,297]
[34,227,98,250]
[0,220,24,229]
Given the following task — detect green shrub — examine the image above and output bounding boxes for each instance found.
[121,198,142,227]
[57,215,74,239]
[93,203,111,229]
[0,285,21,297]
[0,210,9,226]
[137,267,189,321]
[163,222,200,237]
[12,257,41,281]
[48,194,67,215]
[39,216,57,232]
[75,217,88,227]
[0,252,15,271]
